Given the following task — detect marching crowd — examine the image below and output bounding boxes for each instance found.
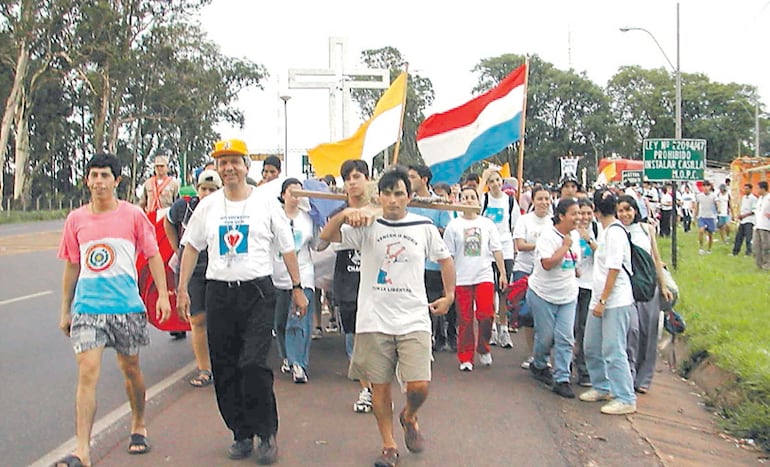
[54,139,770,467]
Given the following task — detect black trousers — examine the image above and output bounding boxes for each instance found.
[733,223,754,255]
[573,287,592,379]
[425,269,456,347]
[659,209,673,237]
[206,277,277,441]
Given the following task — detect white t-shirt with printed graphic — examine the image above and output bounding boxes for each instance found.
[443,215,501,286]
[272,209,315,289]
[340,212,451,335]
[512,212,553,274]
[528,227,580,304]
[482,192,518,259]
[182,188,294,282]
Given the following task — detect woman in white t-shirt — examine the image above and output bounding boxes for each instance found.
[579,189,637,415]
[444,187,507,371]
[616,195,673,395]
[512,186,553,368]
[526,198,581,398]
[273,179,317,384]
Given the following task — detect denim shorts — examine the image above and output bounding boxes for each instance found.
[698,217,716,233]
[70,312,150,355]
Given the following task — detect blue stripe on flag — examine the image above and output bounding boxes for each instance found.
[429,113,522,185]
[73,274,146,314]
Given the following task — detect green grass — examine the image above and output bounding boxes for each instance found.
[658,229,770,448]
[0,209,69,225]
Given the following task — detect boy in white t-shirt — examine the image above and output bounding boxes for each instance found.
[444,186,507,371]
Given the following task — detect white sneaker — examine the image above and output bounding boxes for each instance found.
[498,329,513,348]
[353,388,372,413]
[698,248,706,255]
[600,399,637,415]
[311,327,323,340]
[489,325,498,346]
[520,356,534,369]
[291,363,308,384]
[459,362,474,372]
[479,353,493,366]
[280,358,290,374]
[579,389,613,402]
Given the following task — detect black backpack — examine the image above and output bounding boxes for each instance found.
[611,224,657,302]
[482,193,516,231]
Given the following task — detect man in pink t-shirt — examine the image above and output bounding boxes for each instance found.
[55,153,171,467]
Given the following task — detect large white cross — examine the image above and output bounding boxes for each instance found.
[288,37,390,141]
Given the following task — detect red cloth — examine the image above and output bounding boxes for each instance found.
[136,210,190,332]
[456,282,495,364]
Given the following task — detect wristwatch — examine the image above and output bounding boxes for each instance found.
[292,282,303,291]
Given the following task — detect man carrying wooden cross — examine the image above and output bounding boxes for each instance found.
[321,167,455,467]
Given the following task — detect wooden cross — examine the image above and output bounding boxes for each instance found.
[288,37,390,142]
[291,189,481,214]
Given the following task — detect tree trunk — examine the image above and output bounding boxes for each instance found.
[93,66,111,152]
[13,89,31,209]
[0,40,30,210]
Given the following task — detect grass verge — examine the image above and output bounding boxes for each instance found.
[0,209,69,225]
[658,228,770,449]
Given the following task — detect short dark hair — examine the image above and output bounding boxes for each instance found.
[322,174,337,186]
[744,183,753,190]
[465,173,480,183]
[617,195,643,224]
[432,182,451,195]
[408,164,433,184]
[378,167,411,197]
[341,159,369,180]
[759,181,768,191]
[593,188,618,216]
[86,153,121,179]
[280,177,302,198]
[552,198,578,225]
[264,156,281,171]
[577,198,594,210]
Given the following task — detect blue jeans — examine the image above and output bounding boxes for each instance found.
[285,287,315,370]
[527,289,576,383]
[273,289,291,361]
[584,304,637,405]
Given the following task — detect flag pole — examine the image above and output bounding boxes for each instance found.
[515,56,530,203]
[390,67,409,167]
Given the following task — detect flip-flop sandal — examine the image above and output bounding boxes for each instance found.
[128,433,151,455]
[189,370,213,388]
[53,454,85,467]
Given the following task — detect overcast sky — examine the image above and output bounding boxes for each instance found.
[198,0,770,177]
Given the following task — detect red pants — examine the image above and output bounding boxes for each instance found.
[456,282,495,363]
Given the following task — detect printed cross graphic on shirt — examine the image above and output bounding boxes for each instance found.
[377,242,407,285]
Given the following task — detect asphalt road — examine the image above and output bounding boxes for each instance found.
[0,226,194,467]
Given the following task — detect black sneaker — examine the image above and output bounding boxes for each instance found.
[256,434,278,465]
[227,438,253,459]
[530,364,553,386]
[578,374,592,387]
[552,382,575,398]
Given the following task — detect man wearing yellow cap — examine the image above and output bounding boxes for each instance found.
[176,139,307,465]
[139,154,180,213]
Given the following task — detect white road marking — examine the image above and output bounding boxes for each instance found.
[30,360,197,467]
[0,290,53,306]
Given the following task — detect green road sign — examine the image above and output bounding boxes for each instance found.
[642,139,706,181]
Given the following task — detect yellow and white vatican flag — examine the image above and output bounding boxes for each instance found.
[307,72,407,176]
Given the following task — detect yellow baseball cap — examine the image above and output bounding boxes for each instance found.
[211,139,248,158]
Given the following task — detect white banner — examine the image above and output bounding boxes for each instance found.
[560,156,580,179]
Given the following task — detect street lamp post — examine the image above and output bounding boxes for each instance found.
[621,1,682,268]
[280,95,291,174]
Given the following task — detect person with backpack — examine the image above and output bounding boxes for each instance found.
[579,189,637,415]
[616,195,674,394]
[479,167,521,348]
[164,169,222,387]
